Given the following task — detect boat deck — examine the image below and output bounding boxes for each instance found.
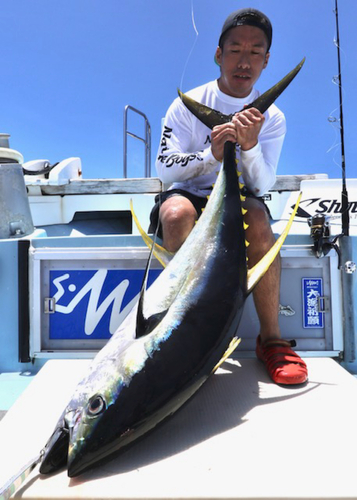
[1,357,357,500]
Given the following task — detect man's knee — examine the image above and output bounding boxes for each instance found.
[243,198,273,243]
[158,196,198,252]
[160,196,197,229]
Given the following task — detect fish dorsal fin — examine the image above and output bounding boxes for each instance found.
[134,202,168,339]
[246,192,302,294]
[130,199,174,268]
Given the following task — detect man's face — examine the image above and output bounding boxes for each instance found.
[215,25,270,98]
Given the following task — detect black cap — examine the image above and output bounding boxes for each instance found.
[219,8,272,51]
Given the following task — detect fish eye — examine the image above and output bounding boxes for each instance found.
[87,395,106,416]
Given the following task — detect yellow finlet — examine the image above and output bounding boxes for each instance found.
[242,207,248,215]
[243,222,249,230]
[130,199,174,268]
[245,239,250,248]
[212,337,241,373]
[240,194,246,202]
[246,192,302,294]
[239,182,245,190]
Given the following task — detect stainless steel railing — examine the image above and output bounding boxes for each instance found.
[123,105,151,178]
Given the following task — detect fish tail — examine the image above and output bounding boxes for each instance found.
[178,58,305,129]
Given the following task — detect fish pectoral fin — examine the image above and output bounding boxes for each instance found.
[135,205,160,338]
[212,337,241,374]
[135,210,170,338]
[135,309,169,338]
[246,192,302,294]
[130,199,174,268]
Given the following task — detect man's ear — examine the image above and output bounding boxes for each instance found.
[215,46,222,66]
[263,51,270,69]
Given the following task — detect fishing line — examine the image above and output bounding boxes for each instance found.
[0,451,43,500]
[179,0,199,91]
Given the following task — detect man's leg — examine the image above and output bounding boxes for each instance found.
[159,195,198,253]
[244,197,308,385]
[159,194,283,338]
[243,197,281,341]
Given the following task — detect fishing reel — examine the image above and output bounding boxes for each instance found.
[308,214,342,266]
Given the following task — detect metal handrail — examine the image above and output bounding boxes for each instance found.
[123,105,151,178]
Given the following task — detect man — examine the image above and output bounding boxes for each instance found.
[149,8,308,385]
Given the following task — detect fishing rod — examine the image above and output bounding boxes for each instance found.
[334,0,349,236]
[333,0,356,365]
[310,0,351,260]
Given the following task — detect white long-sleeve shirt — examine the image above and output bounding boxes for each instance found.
[155,79,286,197]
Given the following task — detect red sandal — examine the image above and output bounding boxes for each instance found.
[256,335,308,385]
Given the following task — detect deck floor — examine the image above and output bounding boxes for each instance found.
[1,357,357,500]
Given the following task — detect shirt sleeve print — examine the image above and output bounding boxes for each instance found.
[155,98,220,185]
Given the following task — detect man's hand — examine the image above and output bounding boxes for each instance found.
[232,107,265,151]
[211,122,237,162]
[211,107,265,160]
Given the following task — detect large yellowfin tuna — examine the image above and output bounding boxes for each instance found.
[30,60,303,480]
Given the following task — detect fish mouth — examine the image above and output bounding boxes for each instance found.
[39,424,69,474]
[67,451,87,478]
[40,408,85,476]
[67,440,111,477]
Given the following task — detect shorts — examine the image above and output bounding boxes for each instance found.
[148,187,269,239]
